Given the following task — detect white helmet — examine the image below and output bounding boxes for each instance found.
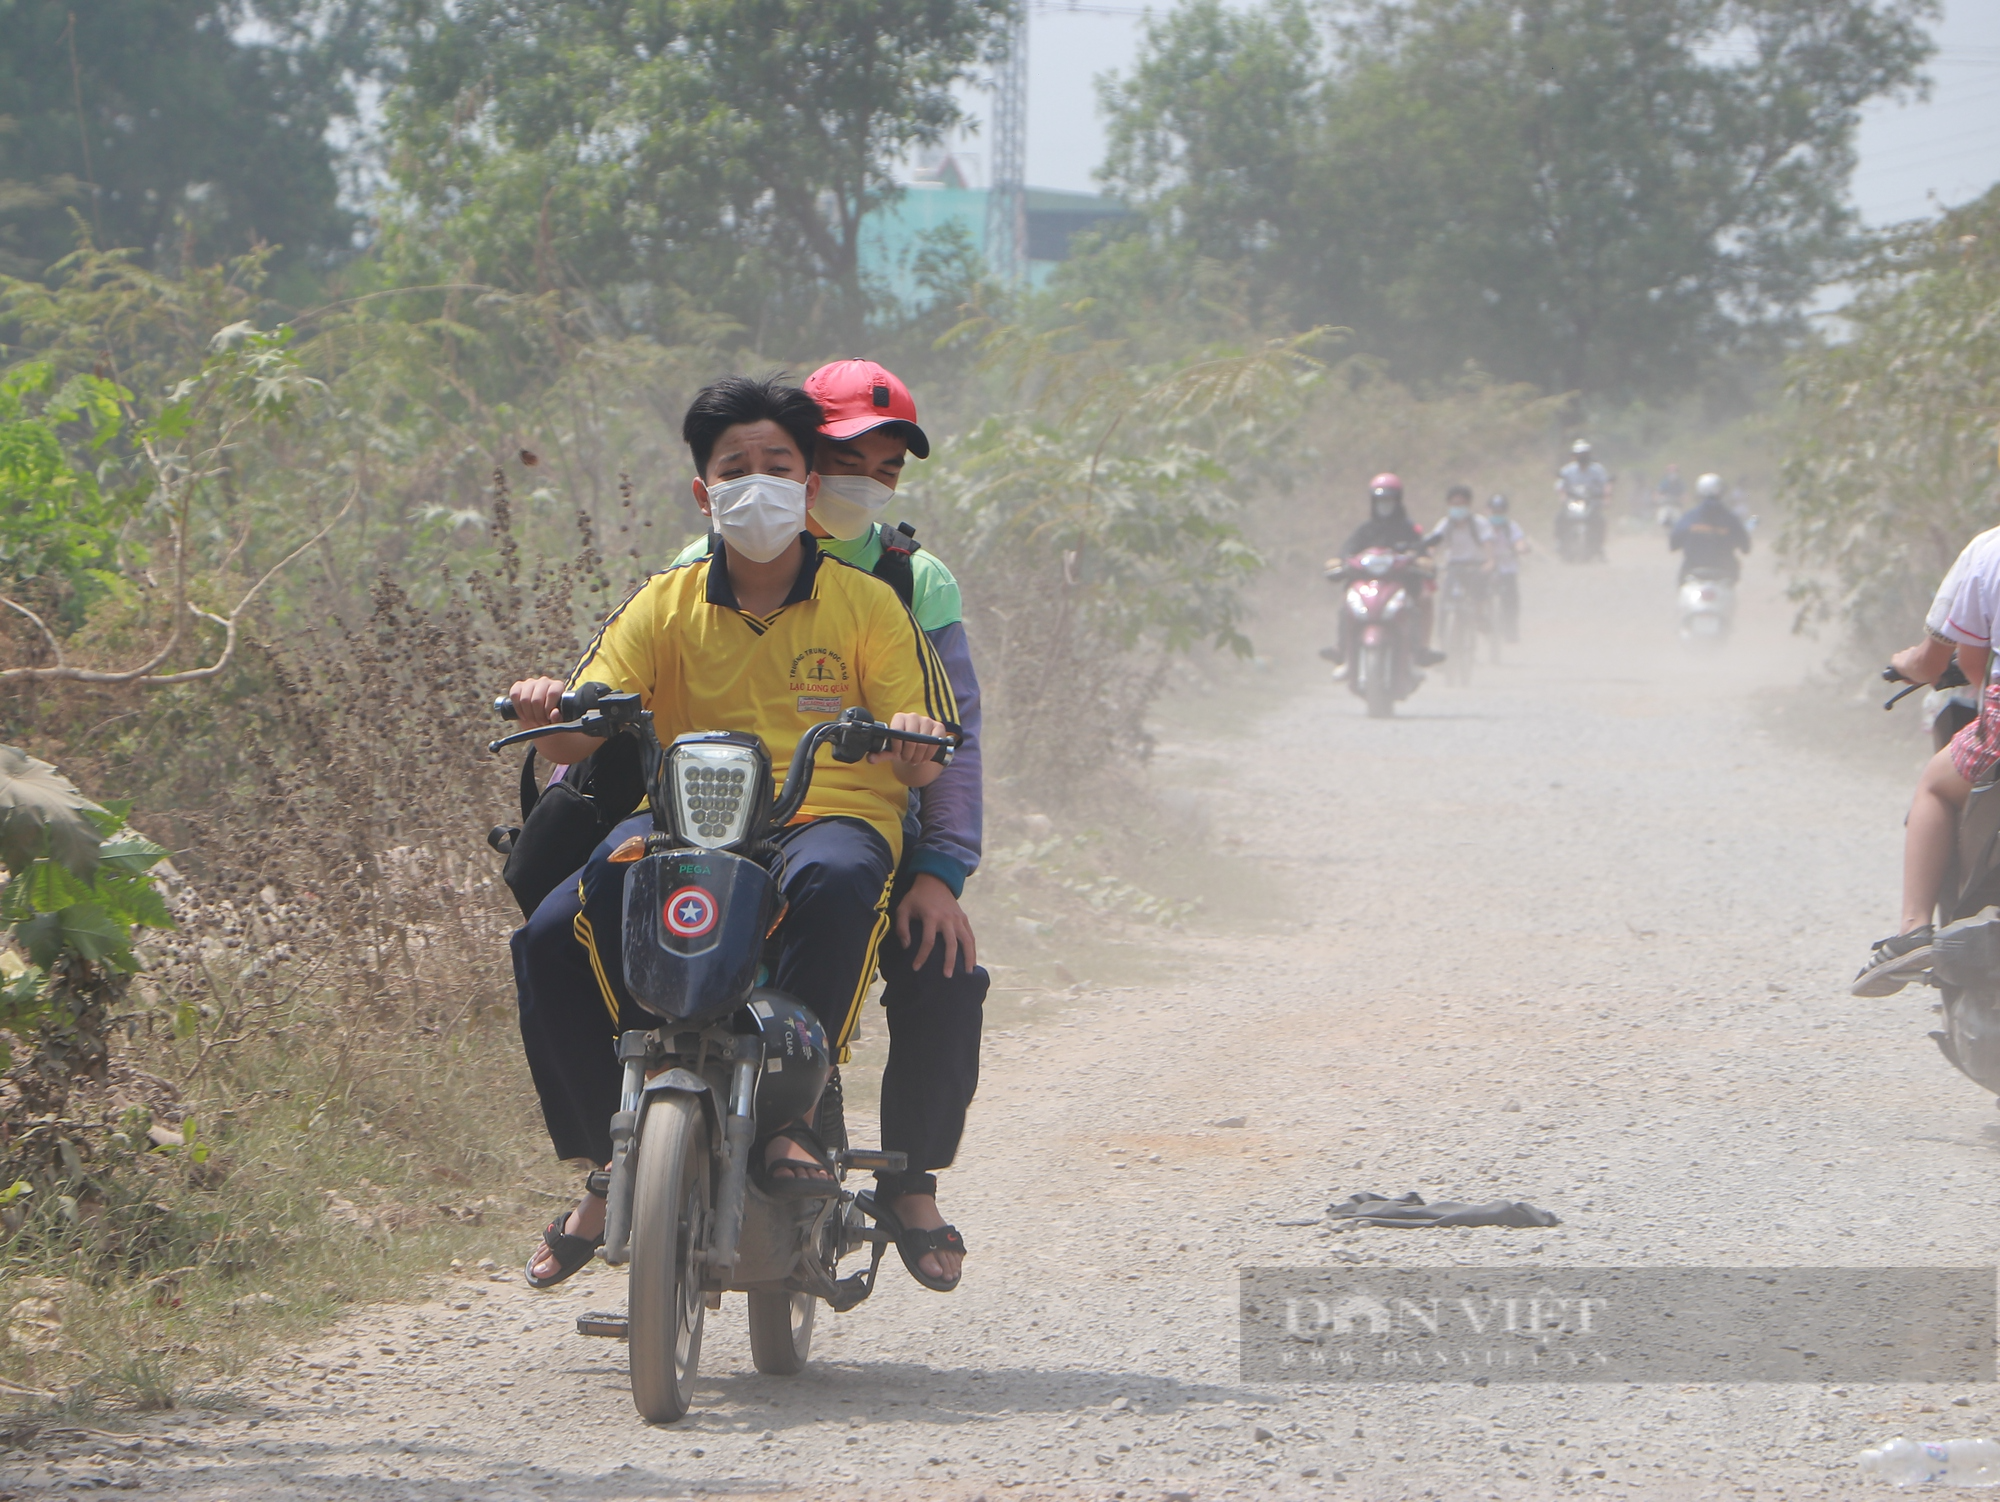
[1571,439,1592,456]
[1696,473,1724,500]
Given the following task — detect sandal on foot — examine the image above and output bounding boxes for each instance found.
[523,1175,606,1290]
[753,1121,840,1202]
[1853,925,1936,998]
[858,1190,966,1293]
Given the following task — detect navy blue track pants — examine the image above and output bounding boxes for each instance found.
[874,868,987,1197]
[512,814,894,1166]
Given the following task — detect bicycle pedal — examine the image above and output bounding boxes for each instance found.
[837,1147,907,1173]
[576,1312,629,1339]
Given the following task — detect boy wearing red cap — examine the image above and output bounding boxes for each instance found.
[675,359,984,1291]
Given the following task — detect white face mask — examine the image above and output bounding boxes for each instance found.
[704,474,809,563]
[810,473,893,541]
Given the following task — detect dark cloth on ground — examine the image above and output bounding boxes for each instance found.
[512,811,894,1165]
[1327,1191,1561,1228]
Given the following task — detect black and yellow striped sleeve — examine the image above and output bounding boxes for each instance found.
[858,581,959,730]
[565,573,664,696]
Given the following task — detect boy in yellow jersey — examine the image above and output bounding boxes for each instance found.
[506,375,956,1289]
[674,360,981,1292]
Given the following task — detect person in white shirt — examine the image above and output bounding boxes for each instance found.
[1424,484,1494,564]
[1853,526,2000,996]
[1485,493,1531,642]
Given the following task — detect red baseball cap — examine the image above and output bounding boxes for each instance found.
[805,359,930,459]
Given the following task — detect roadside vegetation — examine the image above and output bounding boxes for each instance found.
[0,0,1962,1413]
[1779,186,2000,660]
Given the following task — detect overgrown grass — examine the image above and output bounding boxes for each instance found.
[0,961,568,1416]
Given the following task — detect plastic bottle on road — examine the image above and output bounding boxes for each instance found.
[1859,1437,2000,1486]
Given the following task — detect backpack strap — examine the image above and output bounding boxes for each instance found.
[870,521,922,610]
[519,747,540,820]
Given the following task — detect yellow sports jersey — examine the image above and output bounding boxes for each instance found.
[566,536,957,859]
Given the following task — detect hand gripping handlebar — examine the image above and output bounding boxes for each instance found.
[1881,658,1970,711]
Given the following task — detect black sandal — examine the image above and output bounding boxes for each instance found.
[523,1173,607,1290]
[753,1121,840,1201]
[858,1189,966,1293]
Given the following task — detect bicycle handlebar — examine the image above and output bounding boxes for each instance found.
[487,686,644,752]
[488,690,958,789]
[1881,658,1970,711]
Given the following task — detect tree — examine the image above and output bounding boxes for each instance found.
[1093,0,1937,401]
[1779,188,2000,657]
[1097,0,1320,281]
[0,245,347,689]
[0,0,367,282]
[381,0,1009,343]
[0,360,134,630]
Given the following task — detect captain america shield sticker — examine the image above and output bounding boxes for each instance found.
[662,885,719,939]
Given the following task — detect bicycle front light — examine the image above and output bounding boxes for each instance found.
[666,733,771,851]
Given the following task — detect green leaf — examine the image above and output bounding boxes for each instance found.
[0,747,103,880]
[17,912,60,970]
[96,833,166,876]
[24,857,95,913]
[149,400,193,442]
[56,902,133,969]
[172,997,199,1040]
[0,957,45,1044]
[100,876,174,931]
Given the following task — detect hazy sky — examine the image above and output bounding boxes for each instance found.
[943,0,2000,228]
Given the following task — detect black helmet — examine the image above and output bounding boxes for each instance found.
[744,991,832,1125]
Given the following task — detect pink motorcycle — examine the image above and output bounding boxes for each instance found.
[1327,548,1432,718]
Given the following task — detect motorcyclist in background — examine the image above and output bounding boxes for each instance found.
[1555,439,1612,561]
[1324,473,1444,671]
[1668,473,1752,584]
[1558,439,1611,504]
[1485,492,1530,643]
[1344,473,1426,555]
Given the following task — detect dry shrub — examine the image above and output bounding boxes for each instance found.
[0,477,651,1406]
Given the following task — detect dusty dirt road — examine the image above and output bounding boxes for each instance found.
[9,527,1997,1501]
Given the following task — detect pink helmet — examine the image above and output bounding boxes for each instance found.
[1369,473,1404,503]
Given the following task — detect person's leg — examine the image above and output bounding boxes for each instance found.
[763,817,897,1183]
[1904,747,1973,932]
[877,873,986,1282]
[1856,745,1977,998]
[1414,579,1442,665]
[515,813,652,1282]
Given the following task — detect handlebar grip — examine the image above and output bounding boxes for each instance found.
[1881,666,1905,685]
[495,696,520,720]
